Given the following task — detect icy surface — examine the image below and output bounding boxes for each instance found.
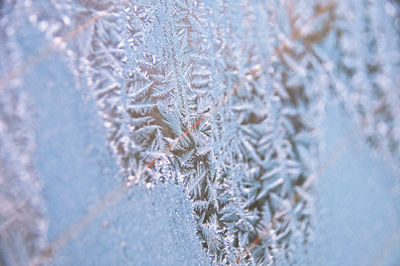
[0,0,399,265]
[21,53,400,265]
[308,105,400,265]
[24,47,211,265]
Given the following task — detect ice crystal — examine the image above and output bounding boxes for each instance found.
[27,0,399,264]
[28,0,332,263]
[0,0,398,264]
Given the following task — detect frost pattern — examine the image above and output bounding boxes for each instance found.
[24,0,400,264]
[331,0,400,167]
[0,2,48,264]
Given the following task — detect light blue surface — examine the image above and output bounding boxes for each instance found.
[18,27,210,264]
[24,56,399,265]
[11,8,400,266]
[308,105,400,266]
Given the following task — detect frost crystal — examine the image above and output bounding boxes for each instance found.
[1,0,397,264]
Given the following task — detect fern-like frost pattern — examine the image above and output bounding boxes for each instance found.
[25,0,400,264]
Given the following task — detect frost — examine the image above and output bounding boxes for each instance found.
[29,0,400,264]
[34,0,330,263]
[331,0,400,167]
[0,2,48,264]
[1,0,399,264]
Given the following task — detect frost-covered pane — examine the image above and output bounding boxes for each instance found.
[0,0,399,265]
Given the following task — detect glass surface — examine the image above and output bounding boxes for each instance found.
[1,0,399,265]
